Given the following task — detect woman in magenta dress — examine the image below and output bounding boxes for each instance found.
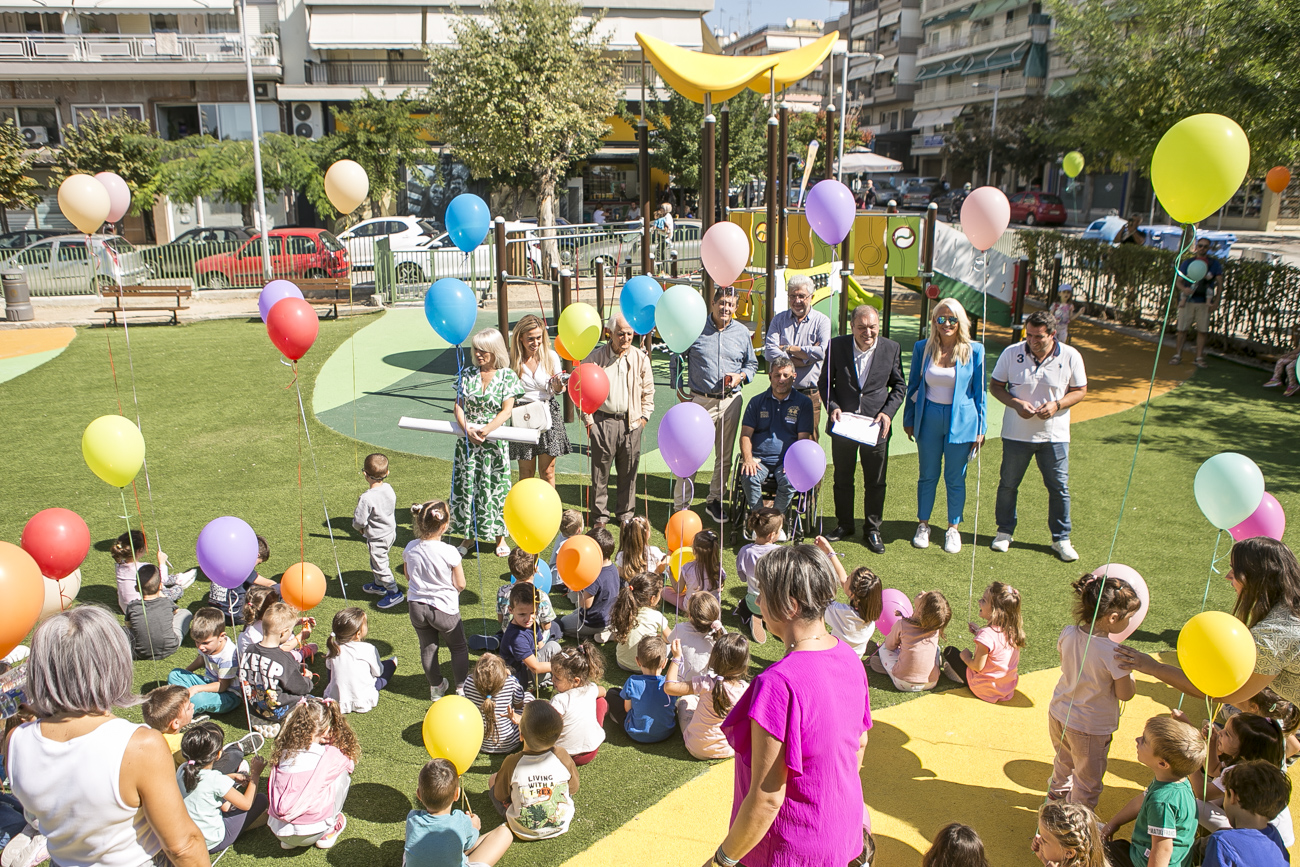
[711,542,873,867]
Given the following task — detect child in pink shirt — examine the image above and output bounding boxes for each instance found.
[268,698,359,850]
[870,591,951,691]
[664,633,750,760]
[941,582,1027,702]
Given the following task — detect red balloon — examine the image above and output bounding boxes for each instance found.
[567,362,610,414]
[20,508,90,580]
[266,297,319,361]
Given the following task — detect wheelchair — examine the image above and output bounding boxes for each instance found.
[724,454,823,546]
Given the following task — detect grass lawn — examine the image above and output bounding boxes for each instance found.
[0,316,1292,866]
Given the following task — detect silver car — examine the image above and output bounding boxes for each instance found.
[1,234,150,294]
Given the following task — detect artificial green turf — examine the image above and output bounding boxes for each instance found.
[0,317,1290,866]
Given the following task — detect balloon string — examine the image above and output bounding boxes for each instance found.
[293,373,347,600]
[104,327,124,416]
[350,267,359,475]
[966,253,988,624]
[120,488,156,660]
[114,286,165,575]
[296,359,305,566]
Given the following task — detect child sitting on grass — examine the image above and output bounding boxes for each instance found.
[550,643,606,766]
[355,452,403,610]
[489,702,580,841]
[941,581,1027,703]
[615,516,666,582]
[143,684,240,771]
[558,526,619,643]
[323,607,396,715]
[124,564,192,660]
[667,592,727,682]
[406,758,512,867]
[1237,687,1300,765]
[665,634,750,760]
[268,697,359,850]
[473,549,559,652]
[1197,760,1291,867]
[462,653,532,755]
[178,722,268,854]
[606,635,676,744]
[734,511,781,642]
[240,602,316,737]
[549,509,583,580]
[500,582,563,693]
[819,536,881,657]
[1177,710,1292,844]
[1101,715,1205,867]
[113,529,194,614]
[168,607,242,715]
[664,528,725,613]
[1263,325,1300,397]
[871,591,952,692]
[611,572,670,672]
[208,534,276,626]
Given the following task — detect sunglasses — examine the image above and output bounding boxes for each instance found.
[935,316,959,326]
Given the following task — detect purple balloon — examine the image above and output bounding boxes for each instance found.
[806,179,857,246]
[657,402,715,478]
[1229,491,1287,542]
[258,280,303,323]
[876,589,913,637]
[783,439,826,493]
[196,516,258,589]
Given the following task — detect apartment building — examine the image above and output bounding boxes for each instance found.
[720,18,837,113]
[841,0,922,166]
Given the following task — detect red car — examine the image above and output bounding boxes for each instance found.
[1008,192,1068,226]
[194,228,349,289]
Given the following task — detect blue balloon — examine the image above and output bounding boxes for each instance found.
[445,194,490,254]
[534,560,553,595]
[619,275,663,334]
[424,278,477,345]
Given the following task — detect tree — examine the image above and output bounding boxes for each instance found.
[49,115,161,216]
[425,0,619,269]
[312,90,432,219]
[644,89,771,194]
[787,107,872,180]
[157,133,315,226]
[943,95,1076,182]
[0,120,42,233]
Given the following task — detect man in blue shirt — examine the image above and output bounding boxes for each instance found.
[763,274,832,440]
[1171,236,1223,369]
[738,358,814,520]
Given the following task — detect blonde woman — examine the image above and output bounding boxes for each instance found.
[509,314,571,486]
[451,327,523,557]
[901,299,986,554]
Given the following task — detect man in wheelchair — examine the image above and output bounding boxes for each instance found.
[738,358,815,520]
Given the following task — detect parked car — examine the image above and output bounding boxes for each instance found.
[559,219,702,273]
[901,183,936,210]
[0,229,63,251]
[0,234,150,293]
[337,216,440,272]
[140,226,255,279]
[384,220,543,284]
[193,228,349,289]
[1008,191,1068,226]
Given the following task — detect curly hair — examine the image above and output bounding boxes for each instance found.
[551,642,604,686]
[1071,573,1140,627]
[271,697,360,766]
[1037,802,1107,867]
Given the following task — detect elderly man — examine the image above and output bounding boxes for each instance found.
[670,288,758,520]
[764,274,832,440]
[739,357,814,523]
[582,313,655,528]
[824,305,905,553]
[989,309,1087,561]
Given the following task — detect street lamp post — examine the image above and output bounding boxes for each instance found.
[238,0,271,282]
[837,50,886,183]
[972,81,1001,188]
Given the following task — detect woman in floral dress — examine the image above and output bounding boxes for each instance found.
[451,327,523,557]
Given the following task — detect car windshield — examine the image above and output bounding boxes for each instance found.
[909,185,931,195]
[104,236,135,252]
[1039,194,1065,205]
[318,232,344,252]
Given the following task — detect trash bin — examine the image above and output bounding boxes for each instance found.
[3,270,33,321]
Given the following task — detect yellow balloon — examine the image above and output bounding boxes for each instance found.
[1150,114,1250,224]
[422,695,484,775]
[1062,151,1085,179]
[324,159,370,214]
[58,174,111,235]
[503,477,562,554]
[557,303,601,360]
[667,546,695,596]
[1177,610,1257,698]
[82,415,145,488]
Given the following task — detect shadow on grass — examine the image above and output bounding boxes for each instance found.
[343,782,412,822]
[326,838,406,866]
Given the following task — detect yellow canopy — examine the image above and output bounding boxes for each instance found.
[636,33,780,104]
[746,31,840,95]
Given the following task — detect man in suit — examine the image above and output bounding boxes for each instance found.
[824,305,906,553]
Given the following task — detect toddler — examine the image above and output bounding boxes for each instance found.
[489,702,580,841]
[113,529,193,614]
[615,516,666,582]
[323,607,396,714]
[1032,802,1108,867]
[1198,761,1290,867]
[268,697,359,850]
[549,643,607,766]
[168,607,242,714]
[405,758,512,867]
[558,526,619,642]
[549,509,584,577]
[1238,687,1300,763]
[240,601,316,736]
[820,536,882,657]
[355,453,403,609]
[1262,325,1300,397]
[667,592,727,682]
[239,586,315,662]
[124,564,192,660]
[1050,286,1080,344]
[500,582,563,692]
[871,591,952,692]
[941,581,1027,703]
[144,684,237,771]
[665,633,750,760]
[404,500,469,699]
[606,635,676,744]
[669,528,725,612]
[473,549,559,652]
[1048,574,1140,809]
[178,722,268,853]
[734,512,780,642]
[208,534,276,626]
[611,572,671,672]
[462,653,532,754]
[922,823,990,867]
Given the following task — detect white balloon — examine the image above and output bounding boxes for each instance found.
[39,568,81,621]
[58,175,111,235]
[324,160,370,214]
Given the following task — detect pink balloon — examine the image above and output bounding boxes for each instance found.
[876,588,913,638]
[1094,563,1149,643]
[806,179,856,246]
[700,222,751,288]
[1229,492,1286,542]
[959,186,1011,251]
[95,172,131,224]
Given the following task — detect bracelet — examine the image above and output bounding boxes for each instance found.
[714,845,740,867]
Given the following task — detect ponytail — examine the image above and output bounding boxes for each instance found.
[706,634,750,718]
[241,585,276,633]
[327,607,367,661]
[611,572,660,643]
[111,529,146,564]
[413,501,450,540]
[179,722,224,793]
[848,568,883,625]
[692,530,722,594]
[686,592,724,639]
[472,654,509,743]
[552,641,605,686]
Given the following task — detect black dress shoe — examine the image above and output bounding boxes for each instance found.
[865,531,886,554]
[826,525,854,542]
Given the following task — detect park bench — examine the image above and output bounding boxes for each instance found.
[96,284,192,326]
[298,277,376,318]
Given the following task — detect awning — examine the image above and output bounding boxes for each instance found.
[637,32,779,103]
[876,54,898,72]
[933,106,965,126]
[850,17,877,38]
[912,109,941,126]
[308,9,424,48]
[968,0,1023,20]
[590,15,704,50]
[962,41,1028,75]
[878,9,901,28]
[837,149,903,174]
[926,5,974,27]
[9,0,232,8]
[915,62,950,82]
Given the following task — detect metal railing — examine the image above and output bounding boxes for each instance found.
[918,19,1031,58]
[0,32,279,65]
[303,59,430,86]
[913,72,1028,106]
[617,60,665,90]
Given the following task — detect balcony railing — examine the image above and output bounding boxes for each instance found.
[618,60,665,90]
[913,71,1027,106]
[0,32,279,65]
[917,18,1031,58]
[304,59,430,86]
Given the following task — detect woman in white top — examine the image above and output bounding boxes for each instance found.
[509,314,571,486]
[902,299,987,554]
[7,606,209,867]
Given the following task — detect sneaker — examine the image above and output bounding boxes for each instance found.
[254,722,281,739]
[2,826,47,867]
[315,815,347,849]
[991,532,1013,553]
[180,714,210,731]
[594,628,613,645]
[168,568,198,591]
[495,540,510,557]
[777,529,788,542]
[430,678,450,701]
[750,617,767,645]
[457,541,472,557]
[943,527,962,554]
[705,500,725,523]
[361,582,388,596]
[912,523,931,549]
[1264,377,1283,387]
[233,732,265,755]
[377,589,406,610]
[1287,383,1300,397]
[1052,539,1080,562]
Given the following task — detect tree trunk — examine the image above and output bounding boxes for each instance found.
[537,171,560,274]
[0,206,8,234]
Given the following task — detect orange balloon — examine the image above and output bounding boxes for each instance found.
[554,335,577,363]
[281,561,326,611]
[666,509,703,553]
[557,535,601,592]
[1266,166,1292,195]
[0,541,45,659]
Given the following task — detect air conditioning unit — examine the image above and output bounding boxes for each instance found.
[254,81,272,99]
[291,102,324,139]
[20,126,47,145]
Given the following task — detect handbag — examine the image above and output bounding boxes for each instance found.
[511,399,551,430]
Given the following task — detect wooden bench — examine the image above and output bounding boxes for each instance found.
[96,284,192,325]
[298,277,376,318]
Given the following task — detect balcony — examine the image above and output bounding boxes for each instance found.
[0,32,280,80]
[917,18,1031,58]
[304,60,430,87]
[913,71,1028,106]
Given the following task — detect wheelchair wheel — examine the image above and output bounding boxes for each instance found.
[786,480,823,543]
[726,456,751,546]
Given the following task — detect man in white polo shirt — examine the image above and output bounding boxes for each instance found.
[989,309,1088,561]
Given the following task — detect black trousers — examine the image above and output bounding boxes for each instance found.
[831,430,890,535]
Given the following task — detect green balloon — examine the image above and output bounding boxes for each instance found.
[1194,452,1265,530]
[655,284,708,354]
[1063,151,1085,179]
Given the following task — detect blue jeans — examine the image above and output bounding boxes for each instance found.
[0,793,26,848]
[995,439,1071,541]
[167,668,242,714]
[915,401,975,526]
[739,459,795,513]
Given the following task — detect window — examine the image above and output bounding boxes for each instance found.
[205,13,238,32]
[319,232,344,252]
[286,236,316,255]
[17,246,50,265]
[0,106,60,145]
[74,14,118,34]
[242,237,283,258]
[20,13,61,33]
[73,105,145,125]
[57,241,89,262]
[150,14,178,31]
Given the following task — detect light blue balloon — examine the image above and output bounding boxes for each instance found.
[423,278,477,346]
[620,275,663,334]
[655,284,708,354]
[1181,258,1209,284]
[534,560,553,595]
[445,194,490,254]
[1193,452,1265,530]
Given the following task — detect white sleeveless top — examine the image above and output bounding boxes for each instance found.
[924,363,957,405]
[517,350,562,403]
[9,718,162,867]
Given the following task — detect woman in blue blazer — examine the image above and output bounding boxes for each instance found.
[902,299,987,553]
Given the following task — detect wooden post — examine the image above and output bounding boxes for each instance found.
[881,274,893,339]
[639,119,651,275]
[839,234,852,338]
[560,269,575,421]
[594,257,606,322]
[778,104,789,267]
[1049,252,1062,300]
[919,203,938,337]
[719,104,730,223]
[550,264,560,325]
[765,114,778,335]
[824,103,836,182]
[494,217,508,338]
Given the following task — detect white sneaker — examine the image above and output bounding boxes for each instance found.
[943,527,961,554]
[912,524,931,549]
[2,826,47,867]
[991,532,1013,553]
[430,678,450,701]
[169,567,198,591]
[1052,539,1080,562]
[777,529,788,542]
